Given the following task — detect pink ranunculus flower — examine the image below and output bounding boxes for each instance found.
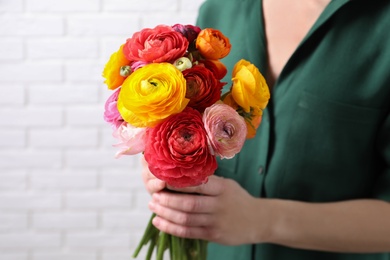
[203,103,247,159]
[104,88,123,129]
[112,122,146,158]
[131,60,149,72]
[123,25,189,63]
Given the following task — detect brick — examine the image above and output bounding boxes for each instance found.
[0,193,62,210]
[101,39,127,61]
[66,106,106,126]
[0,150,62,168]
[0,0,23,12]
[65,192,132,209]
[32,212,98,229]
[134,189,152,212]
[0,15,64,36]
[0,251,28,260]
[30,128,99,148]
[67,15,139,37]
[65,61,105,82]
[179,0,205,11]
[141,13,198,29]
[0,171,27,190]
[27,39,99,59]
[26,0,100,12]
[102,250,135,260]
[0,84,25,105]
[101,127,118,148]
[102,211,150,229]
[66,232,131,248]
[0,63,63,82]
[30,169,97,190]
[0,39,23,60]
[65,149,136,168]
[0,233,61,248]
[32,251,97,260]
[29,83,99,104]
[0,213,28,230]
[0,129,26,148]
[0,107,63,127]
[101,166,145,190]
[103,0,177,12]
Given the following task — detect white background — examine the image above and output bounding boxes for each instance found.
[0,0,205,259]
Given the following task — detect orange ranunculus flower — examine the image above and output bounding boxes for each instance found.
[231,59,270,113]
[102,44,131,90]
[223,93,263,139]
[245,108,263,139]
[222,92,239,110]
[196,28,231,60]
[198,59,227,80]
[117,63,189,128]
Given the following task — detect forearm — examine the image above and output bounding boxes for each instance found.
[258,198,390,253]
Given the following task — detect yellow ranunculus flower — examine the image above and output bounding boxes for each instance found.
[117,63,189,127]
[102,44,131,90]
[231,59,270,113]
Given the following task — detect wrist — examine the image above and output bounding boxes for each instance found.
[250,198,280,244]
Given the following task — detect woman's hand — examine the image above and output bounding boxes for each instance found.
[147,175,272,245]
[141,156,166,194]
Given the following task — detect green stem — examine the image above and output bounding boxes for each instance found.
[145,232,158,260]
[157,232,169,260]
[132,213,157,258]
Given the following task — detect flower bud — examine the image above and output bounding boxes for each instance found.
[173,57,192,71]
[120,65,132,77]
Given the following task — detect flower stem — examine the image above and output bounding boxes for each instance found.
[133,213,157,258]
[157,231,169,260]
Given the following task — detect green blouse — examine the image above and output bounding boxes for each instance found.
[196,0,390,259]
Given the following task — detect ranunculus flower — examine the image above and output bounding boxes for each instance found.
[144,108,217,188]
[112,122,146,158]
[223,92,263,139]
[246,111,262,139]
[173,57,192,71]
[117,63,189,127]
[123,25,189,63]
[198,59,227,80]
[196,28,231,60]
[103,44,131,90]
[203,103,247,159]
[182,65,225,112]
[131,61,149,72]
[172,24,201,45]
[104,87,123,129]
[231,59,270,112]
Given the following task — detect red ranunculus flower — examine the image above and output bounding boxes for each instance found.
[198,59,228,80]
[123,25,189,63]
[183,65,225,112]
[144,108,217,188]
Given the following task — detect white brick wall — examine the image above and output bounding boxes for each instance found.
[0,0,205,259]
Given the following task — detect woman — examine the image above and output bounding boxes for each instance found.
[143,0,390,259]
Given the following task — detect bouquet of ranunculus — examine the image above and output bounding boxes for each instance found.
[102,24,270,260]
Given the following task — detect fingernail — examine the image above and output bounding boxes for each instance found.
[152,216,160,227]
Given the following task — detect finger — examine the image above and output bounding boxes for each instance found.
[152,215,214,240]
[147,179,166,194]
[149,201,212,227]
[152,191,217,213]
[167,175,225,196]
